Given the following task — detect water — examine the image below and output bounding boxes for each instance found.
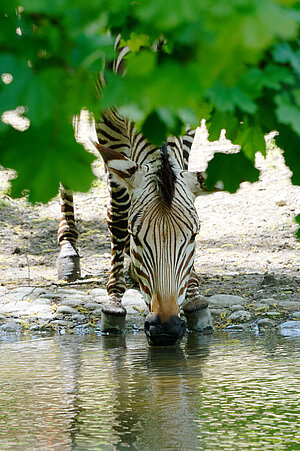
[0,331,299,450]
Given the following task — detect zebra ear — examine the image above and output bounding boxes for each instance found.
[181,170,207,197]
[91,141,138,180]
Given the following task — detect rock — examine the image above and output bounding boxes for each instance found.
[279,321,300,337]
[229,310,252,323]
[257,318,275,329]
[291,312,300,320]
[56,288,87,297]
[71,314,86,323]
[265,311,282,318]
[60,298,85,307]
[0,287,8,296]
[4,287,46,301]
[25,304,54,319]
[92,308,102,317]
[230,304,245,311]
[34,298,52,305]
[225,324,246,331]
[259,298,278,306]
[122,289,148,314]
[209,294,248,308]
[89,288,107,297]
[56,305,78,315]
[0,301,32,314]
[276,300,300,309]
[0,321,21,333]
[84,302,102,310]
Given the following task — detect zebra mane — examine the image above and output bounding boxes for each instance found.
[156,144,176,208]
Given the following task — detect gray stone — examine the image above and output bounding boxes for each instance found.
[25,304,54,317]
[56,305,78,315]
[0,287,8,296]
[51,319,70,326]
[291,312,300,320]
[60,298,85,307]
[34,298,52,305]
[0,321,21,332]
[225,324,246,331]
[229,310,252,323]
[89,288,107,297]
[0,301,32,314]
[92,308,102,317]
[71,314,86,322]
[56,288,87,297]
[257,318,275,329]
[209,294,248,307]
[279,321,300,336]
[122,289,148,314]
[39,293,60,300]
[265,311,282,318]
[84,302,102,310]
[276,300,300,309]
[259,298,277,306]
[0,314,6,321]
[230,304,245,311]
[5,287,46,301]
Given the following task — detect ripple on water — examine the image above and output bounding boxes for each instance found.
[0,332,299,450]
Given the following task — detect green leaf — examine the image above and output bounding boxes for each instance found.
[141,110,167,145]
[276,124,300,185]
[295,214,300,240]
[207,111,239,142]
[206,152,259,193]
[206,83,256,114]
[126,51,156,78]
[236,124,266,160]
[0,123,96,203]
[273,43,300,74]
[275,94,300,135]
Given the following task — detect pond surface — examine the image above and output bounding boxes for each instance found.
[0,331,299,450]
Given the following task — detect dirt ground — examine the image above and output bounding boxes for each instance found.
[0,122,300,306]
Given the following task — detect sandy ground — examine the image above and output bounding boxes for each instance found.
[0,120,299,307]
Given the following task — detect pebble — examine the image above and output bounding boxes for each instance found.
[291,312,300,319]
[56,305,78,315]
[0,321,21,333]
[279,321,300,337]
[60,298,85,307]
[257,318,275,329]
[209,294,247,307]
[84,302,102,310]
[230,304,245,311]
[89,288,107,297]
[122,289,148,314]
[0,284,299,335]
[228,310,252,323]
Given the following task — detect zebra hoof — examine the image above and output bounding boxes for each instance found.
[101,304,126,334]
[184,307,214,333]
[57,255,81,281]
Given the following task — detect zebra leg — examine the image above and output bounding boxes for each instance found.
[57,185,81,281]
[183,271,213,333]
[101,177,130,333]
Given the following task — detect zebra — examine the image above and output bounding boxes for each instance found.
[57,44,213,346]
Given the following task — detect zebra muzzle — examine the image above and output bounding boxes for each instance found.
[144,314,186,346]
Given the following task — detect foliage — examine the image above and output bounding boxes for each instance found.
[1,0,300,202]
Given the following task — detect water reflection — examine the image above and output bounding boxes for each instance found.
[0,332,299,450]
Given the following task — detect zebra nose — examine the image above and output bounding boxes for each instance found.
[144,314,186,346]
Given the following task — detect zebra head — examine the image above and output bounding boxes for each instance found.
[95,142,205,346]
